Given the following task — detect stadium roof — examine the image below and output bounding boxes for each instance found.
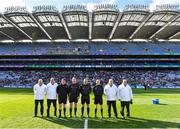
[0,4,180,42]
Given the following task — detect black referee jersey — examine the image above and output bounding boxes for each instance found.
[56,84,68,104]
[80,84,91,104]
[80,84,91,96]
[68,83,80,103]
[93,85,103,104]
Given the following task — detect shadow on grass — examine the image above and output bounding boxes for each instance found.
[88,116,180,128]
[41,117,84,128]
[40,116,180,128]
[158,103,168,105]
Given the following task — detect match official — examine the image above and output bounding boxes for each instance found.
[46,78,58,117]
[93,79,103,118]
[56,78,68,118]
[69,77,80,117]
[33,79,46,117]
[80,78,91,118]
[104,79,118,118]
[118,79,133,119]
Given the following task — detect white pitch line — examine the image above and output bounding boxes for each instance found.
[84,118,88,129]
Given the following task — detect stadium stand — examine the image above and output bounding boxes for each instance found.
[0,4,180,88]
[0,42,180,55]
[0,70,180,88]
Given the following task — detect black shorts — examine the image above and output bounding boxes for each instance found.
[69,97,78,103]
[58,97,67,104]
[94,96,103,105]
[81,96,90,104]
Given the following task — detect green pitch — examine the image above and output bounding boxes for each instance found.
[0,88,180,128]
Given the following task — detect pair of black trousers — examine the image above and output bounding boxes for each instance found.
[47,99,57,116]
[107,101,117,118]
[34,100,44,116]
[120,101,130,117]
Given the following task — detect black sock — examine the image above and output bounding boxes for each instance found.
[63,108,66,116]
[59,109,62,117]
[95,108,97,116]
[87,107,90,116]
[54,110,57,116]
[47,109,49,117]
[101,108,103,117]
[70,108,72,116]
[74,108,77,116]
[81,107,84,116]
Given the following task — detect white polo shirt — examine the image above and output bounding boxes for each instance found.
[104,84,118,101]
[46,82,58,100]
[33,84,46,100]
[118,84,133,101]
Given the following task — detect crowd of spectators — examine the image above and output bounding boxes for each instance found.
[0,69,180,88]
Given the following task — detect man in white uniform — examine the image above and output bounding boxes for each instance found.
[33,79,46,117]
[118,79,133,118]
[46,78,58,117]
[104,79,118,118]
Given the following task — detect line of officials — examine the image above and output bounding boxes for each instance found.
[33,77,133,119]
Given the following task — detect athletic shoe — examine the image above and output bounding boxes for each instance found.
[121,116,125,119]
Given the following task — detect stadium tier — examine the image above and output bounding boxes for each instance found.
[0,42,180,55]
[0,41,180,69]
[0,4,180,41]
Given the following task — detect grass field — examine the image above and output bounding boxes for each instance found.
[0,88,180,128]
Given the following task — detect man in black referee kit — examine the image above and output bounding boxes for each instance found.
[56,78,69,118]
[69,77,80,117]
[93,79,103,118]
[80,78,91,118]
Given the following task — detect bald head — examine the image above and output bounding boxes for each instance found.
[122,79,128,86]
[108,79,113,86]
[50,78,55,85]
[38,79,43,86]
[96,79,101,86]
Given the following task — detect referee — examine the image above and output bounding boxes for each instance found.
[80,78,91,118]
[33,79,46,117]
[56,78,68,118]
[68,77,80,118]
[104,79,118,118]
[118,79,133,119]
[46,78,58,117]
[93,79,103,118]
